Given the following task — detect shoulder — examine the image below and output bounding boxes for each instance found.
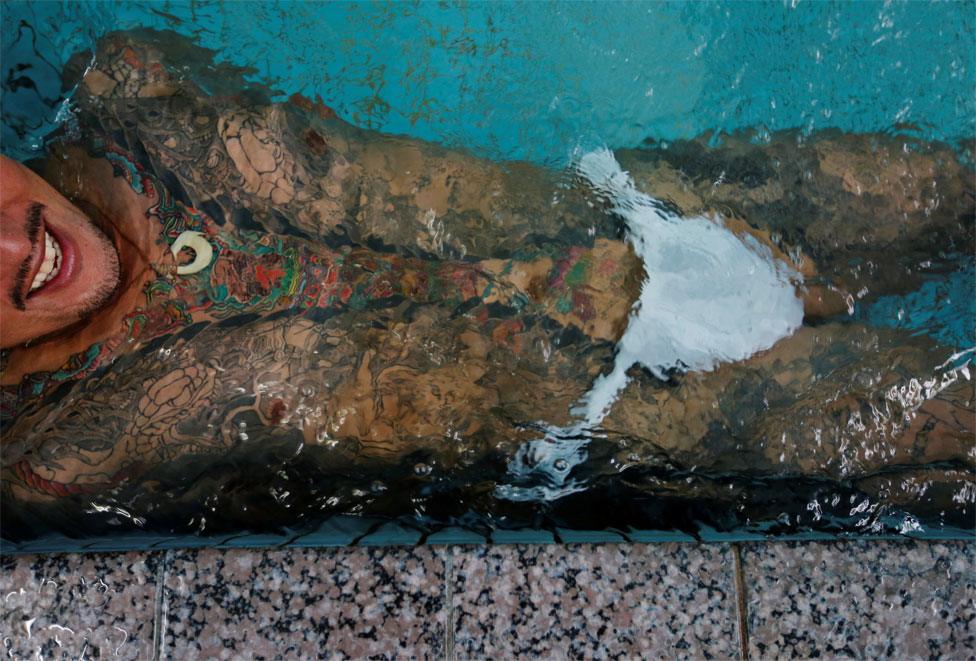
[64,31,360,239]
[65,29,263,102]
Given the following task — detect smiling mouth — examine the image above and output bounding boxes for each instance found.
[28,229,63,293]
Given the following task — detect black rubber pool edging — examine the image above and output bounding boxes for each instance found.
[2,516,972,554]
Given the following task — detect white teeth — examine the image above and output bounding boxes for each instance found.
[28,230,63,293]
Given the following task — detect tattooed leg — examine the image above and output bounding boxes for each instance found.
[603,322,975,481]
[615,131,974,308]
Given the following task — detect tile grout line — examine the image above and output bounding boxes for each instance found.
[731,543,750,660]
[443,547,456,661]
[151,549,171,661]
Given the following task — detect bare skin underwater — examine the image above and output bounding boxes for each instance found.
[0,30,972,535]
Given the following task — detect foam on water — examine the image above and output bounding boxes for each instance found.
[496,148,804,501]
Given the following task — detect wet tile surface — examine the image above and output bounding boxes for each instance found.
[0,552,161,660]
[161,546,446,659]
[742,540,976,659]
[450,543,740,659]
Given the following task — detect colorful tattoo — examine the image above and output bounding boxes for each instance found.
[11,144,496,402]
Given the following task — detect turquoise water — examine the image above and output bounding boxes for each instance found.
[4,0,975,165]
[1,1,973,550]
[5,0,973,346]
[863,265,974,350]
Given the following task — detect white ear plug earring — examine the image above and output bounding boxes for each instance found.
[171,230,214,275]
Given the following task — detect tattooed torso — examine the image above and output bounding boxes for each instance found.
[0,32,636,502]
[2,30,972,517]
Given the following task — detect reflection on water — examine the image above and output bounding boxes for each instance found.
[0,17,973,546]
[3,2,974,165]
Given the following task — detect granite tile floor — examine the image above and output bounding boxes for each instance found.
[1,540,972,660]
[450,544,739,659]
[0,551,162,659]
[741,541,976,660]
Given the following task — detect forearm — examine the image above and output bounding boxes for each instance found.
[340,124,606,259]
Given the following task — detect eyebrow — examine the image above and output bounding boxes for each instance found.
[9,202,44,311]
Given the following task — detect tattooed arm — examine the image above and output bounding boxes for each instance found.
[4,348,232,502]
[2,297,619,503]
[65,31,974,303]
[66,30,610,261]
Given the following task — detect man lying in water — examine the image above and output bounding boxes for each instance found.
[1,31,972,529]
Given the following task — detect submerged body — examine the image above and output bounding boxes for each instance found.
[0,31,973,535]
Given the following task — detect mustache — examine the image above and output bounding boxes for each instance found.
[14,202,123,348]
[10,202,44,311]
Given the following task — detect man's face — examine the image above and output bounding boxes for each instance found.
[0,155,121,348]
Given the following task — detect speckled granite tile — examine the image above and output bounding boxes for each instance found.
[451,543,739,659]
[161,546,445,659]
[0,552,161,660]
[742,541,976,659]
